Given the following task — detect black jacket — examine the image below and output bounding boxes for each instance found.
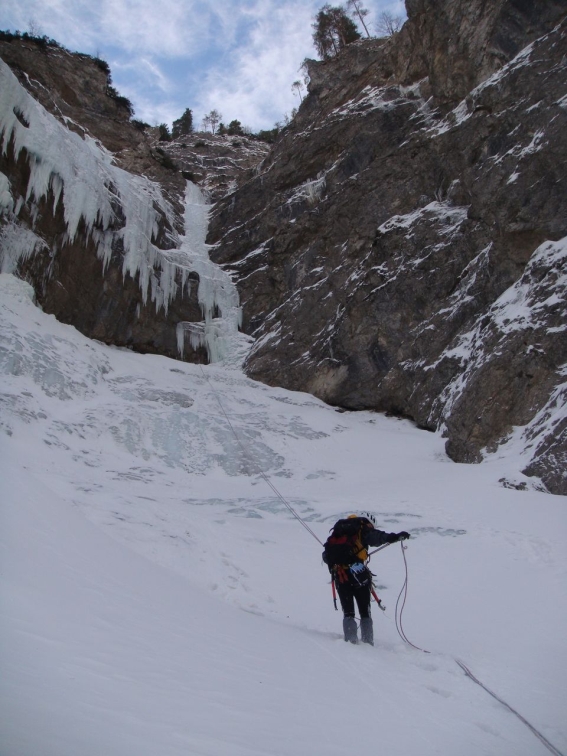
[363,526,401,548]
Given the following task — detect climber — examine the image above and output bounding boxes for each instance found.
[323,514,410,645]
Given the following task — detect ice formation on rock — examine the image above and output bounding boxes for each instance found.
[175,182,244,364]
[0,59,244,364]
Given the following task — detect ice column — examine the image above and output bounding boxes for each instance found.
[175,182,243,364]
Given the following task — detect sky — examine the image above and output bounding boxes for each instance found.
[1,0,406,131]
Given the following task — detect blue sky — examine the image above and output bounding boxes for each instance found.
[1,0,406,131]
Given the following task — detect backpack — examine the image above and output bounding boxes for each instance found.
[322,516,372,568]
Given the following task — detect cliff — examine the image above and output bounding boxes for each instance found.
[208,0,567,493]
[0,35,260,362]
[1,2,567,494]
[156,131,269,202]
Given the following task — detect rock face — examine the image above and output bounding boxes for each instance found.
[208,0,567,493]
[156,131,269,202]
[0,37,260,362]
[0,34,185,208]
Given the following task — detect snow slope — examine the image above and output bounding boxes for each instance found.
[1,273,566,756]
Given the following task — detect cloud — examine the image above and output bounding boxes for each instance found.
[95,0,208,58]
[112,57,173,94]
[2,0,408,131]
[192,0,319,129]
[4,0,216,58]
[2,0,100,52]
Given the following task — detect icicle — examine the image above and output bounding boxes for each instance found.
[174,182,244,364]
[0,60,182,312]
[0,61,249,364]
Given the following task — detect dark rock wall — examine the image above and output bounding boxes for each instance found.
[399,0,567,109]
[208,1,567,493]
[155,131,269,202]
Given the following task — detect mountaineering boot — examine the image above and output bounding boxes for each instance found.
[360,617,374,646]
[343,616,358,644]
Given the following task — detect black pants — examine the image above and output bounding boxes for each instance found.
[336,578,372,619]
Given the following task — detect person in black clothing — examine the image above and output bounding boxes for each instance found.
[323,514,410,645]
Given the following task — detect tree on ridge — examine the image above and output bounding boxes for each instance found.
[375,10,404,36]
[172,108,193,138]
[312,4,361,60]
[346,0,371,38]
[202,109,222,134]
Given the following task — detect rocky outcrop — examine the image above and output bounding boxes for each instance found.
[0,38,258,362]
[396,0,567,109]
[0,33,186,211]
[208,0,567,493]
[155,132,269,202]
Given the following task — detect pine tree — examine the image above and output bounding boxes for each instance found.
[312,4,361,60]
[158,123,171,141]
[172,108,193,139]
[227,120,244,136]
[346,0,371,38]
[292,80,305,103]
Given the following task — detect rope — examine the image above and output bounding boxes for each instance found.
[200,369,565,755]
[395,543,565,756]
[199,366,324,546]
[455,660,566,756]
[394,542,430,653]
[367,543,392,557]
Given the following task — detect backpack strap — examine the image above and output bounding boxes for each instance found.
[352,519,370,562]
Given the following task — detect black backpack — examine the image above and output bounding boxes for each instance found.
[322,517,371,567]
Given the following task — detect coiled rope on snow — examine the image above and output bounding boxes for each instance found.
[395,542,430,654]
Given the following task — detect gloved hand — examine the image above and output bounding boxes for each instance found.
[398,531,410,541]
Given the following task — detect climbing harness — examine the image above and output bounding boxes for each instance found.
[330,579,385,619]
[200,367,565,756]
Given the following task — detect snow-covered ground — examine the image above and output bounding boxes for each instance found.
[1,272,566,756]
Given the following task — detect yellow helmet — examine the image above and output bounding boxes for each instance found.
[349,512,377,527]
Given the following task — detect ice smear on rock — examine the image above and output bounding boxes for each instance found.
[430,236,567,470]
[0,59,182,313]
[175,182,248,366]
[0,60,247,364]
